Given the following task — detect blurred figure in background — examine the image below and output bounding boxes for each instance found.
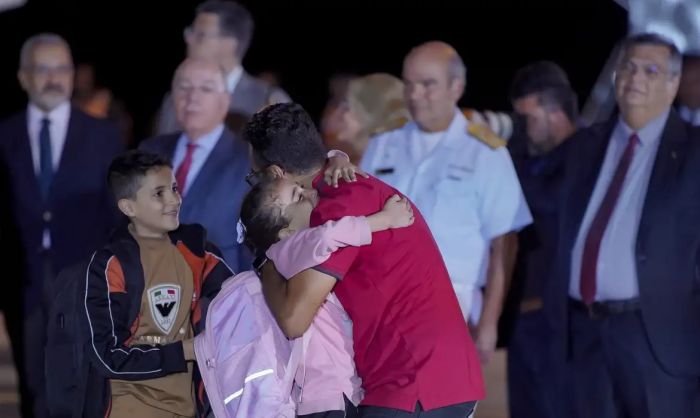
[320,72,357,147]
[155,0,290,135]
[331,73,410,164]
[676,53,700,125]
[505,60,578,418]
[256,70,280,88]
[73,63,134,147]
[0,33,122,417]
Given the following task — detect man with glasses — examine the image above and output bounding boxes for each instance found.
[154,0,290,135]
[552,32,700,418]
[141,57,251,273]
[0,33,123,417]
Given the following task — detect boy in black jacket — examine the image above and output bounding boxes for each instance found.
[84,150,231,417]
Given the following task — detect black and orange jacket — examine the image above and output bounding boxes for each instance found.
[82,222,232,417]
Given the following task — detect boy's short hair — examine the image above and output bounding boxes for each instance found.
[239,178,291,257]
[108,150,172,201]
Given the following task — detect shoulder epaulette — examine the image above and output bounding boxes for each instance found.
[467,122,506,149]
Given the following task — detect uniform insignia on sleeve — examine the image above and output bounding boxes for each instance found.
[467,123,506,149]
[375,167,395,175]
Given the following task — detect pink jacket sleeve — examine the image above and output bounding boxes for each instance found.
[266,216,372,279]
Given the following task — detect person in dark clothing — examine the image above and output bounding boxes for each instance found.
[504,60,579,418]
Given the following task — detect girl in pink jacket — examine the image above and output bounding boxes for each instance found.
[239,176,414,418]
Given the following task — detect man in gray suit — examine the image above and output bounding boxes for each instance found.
[142,57,251,272]
[155,0,290,135]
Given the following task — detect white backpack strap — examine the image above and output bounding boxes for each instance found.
[297,328,312,402]
[281,327,311,402]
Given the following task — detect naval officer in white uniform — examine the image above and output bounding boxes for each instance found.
[361,41,532,363]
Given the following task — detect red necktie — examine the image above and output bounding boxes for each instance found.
[580,133,640,305]
[175,142,197,196]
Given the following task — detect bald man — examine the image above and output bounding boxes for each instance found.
[140,58,252,272]
[362,41,532,364]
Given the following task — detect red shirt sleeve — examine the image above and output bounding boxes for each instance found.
[310,179,379,280]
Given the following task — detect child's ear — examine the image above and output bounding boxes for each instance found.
[278,226,296,240]
[117,198,136,217]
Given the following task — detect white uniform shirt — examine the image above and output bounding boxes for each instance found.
[361,109,532,322]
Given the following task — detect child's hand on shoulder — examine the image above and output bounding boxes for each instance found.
[367,194,414,232]
[324,154,369,188]
[381,194,414,229]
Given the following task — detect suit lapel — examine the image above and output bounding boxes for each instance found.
[50,107,85,201]
[161,134,179,160]
[563,119,616,249]
[638,111,688,237]
[181,129,241,215]
[8,110,43,211]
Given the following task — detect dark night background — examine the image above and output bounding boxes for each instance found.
[0,0,628,143]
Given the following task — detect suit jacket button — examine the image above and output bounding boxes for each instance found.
[637,253,647,262]
[43,211,52,222]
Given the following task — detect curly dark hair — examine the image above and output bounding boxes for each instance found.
[243,103,327,175]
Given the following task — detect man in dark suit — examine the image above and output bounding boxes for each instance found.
[0,33,122,417]
[552,32,700,418]
[155,0,290,136]
[141,57,251,273]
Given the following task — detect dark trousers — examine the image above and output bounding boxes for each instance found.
[571,307,699,418]
[298,395,360,418]
[24,305,48,418]
[4,294,48,418]
[507,310,574,418]
[359,401,476,418]
[8,250,52,418]
[2,291,30,418]
[298,407,358,418]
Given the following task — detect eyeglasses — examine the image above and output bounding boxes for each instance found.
[617,61,673,80]
[173,82,226,97]
[25,65,73,77]
[245,169,263,187]
[183,26,222,43]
